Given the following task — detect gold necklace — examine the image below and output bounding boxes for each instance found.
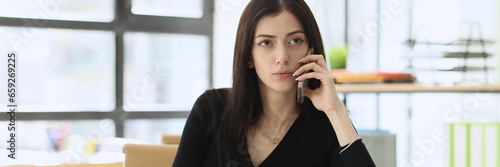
[258,122,283,144]
[262,130,280,144]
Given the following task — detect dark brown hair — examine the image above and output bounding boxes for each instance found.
[217,0,325,166]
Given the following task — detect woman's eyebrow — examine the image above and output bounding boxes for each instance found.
[255,30,305,39]
[286,30,304,36]
[255,34,276,39]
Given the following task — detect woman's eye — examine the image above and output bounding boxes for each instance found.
[289,38,303,45]
[258,40,272,46]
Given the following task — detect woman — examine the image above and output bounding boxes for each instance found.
[173,0,375,166]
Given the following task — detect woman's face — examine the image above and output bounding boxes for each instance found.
[251,10,309,93]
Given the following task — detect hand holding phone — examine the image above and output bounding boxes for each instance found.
[297,47,321,104]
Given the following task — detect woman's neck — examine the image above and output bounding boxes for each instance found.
[258,85,300,130]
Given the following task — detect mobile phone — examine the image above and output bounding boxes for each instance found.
[297,47,321,104]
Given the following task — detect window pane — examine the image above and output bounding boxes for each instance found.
[124,32,210,111]
[131,0,203,18]
[0,119,119,166]
[124,119,187,144]
[0,0,114,22]
[347,0,379,71]
[0,27,115,112]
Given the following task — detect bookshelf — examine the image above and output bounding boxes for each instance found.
[335,83,500,167]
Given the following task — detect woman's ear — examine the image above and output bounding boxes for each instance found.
[248,58,254,68]
[248,62,254,68]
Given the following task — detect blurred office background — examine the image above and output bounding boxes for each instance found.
[0,0,499,166]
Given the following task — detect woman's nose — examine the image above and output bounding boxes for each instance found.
[275,45,289,65]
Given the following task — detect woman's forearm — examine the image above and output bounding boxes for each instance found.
[325,101,359,147]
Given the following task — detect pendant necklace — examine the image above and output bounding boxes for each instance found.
[258,122,283,144]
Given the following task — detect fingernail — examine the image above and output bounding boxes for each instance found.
[299,58,303,63]
[295,77,299,81]
[292,73,296,76]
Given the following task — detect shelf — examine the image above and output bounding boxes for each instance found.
[404,67,494,72]
[405,39,495,46]
[439,66,493,71]
[335,83,500,93]
[402,51,491,59]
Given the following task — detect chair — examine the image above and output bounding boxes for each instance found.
[161,134,181,145]
[123,144,178,167]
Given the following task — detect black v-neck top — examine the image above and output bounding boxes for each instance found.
[173,89,375,167]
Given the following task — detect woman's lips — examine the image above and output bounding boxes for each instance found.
[273,71,293,79]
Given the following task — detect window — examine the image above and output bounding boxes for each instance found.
[0,1,214,160]
[0,0,115,22]
[0,27,115,112]
[124,119,187,144]
[124,32,210,111]
[131,0,204,18]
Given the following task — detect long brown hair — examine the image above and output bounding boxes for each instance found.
[217,0,325,166]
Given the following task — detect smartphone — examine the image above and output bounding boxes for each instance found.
[297,47,321,104]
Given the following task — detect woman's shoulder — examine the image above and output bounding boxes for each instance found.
[190,88,230,119]
[195,88,229,108]
[186,88,230,140]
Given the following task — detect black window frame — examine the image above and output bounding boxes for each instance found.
[0,0,214,138]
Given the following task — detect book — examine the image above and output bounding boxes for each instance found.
[445,123,499,167]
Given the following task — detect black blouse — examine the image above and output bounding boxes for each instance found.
[173,89,376,167]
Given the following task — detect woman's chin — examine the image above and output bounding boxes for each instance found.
[270,82,297,93]
[258,78,297,93]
